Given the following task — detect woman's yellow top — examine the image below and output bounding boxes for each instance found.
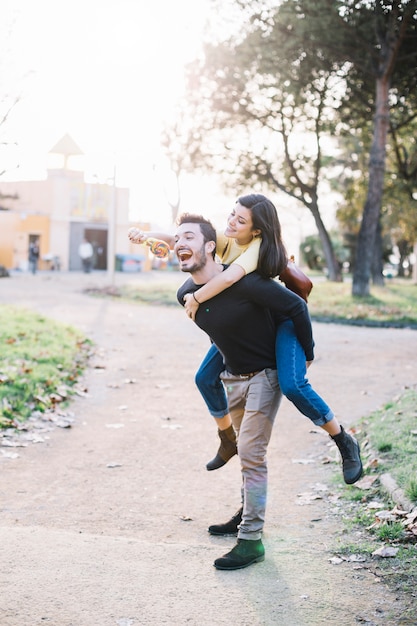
[216,232,261,275]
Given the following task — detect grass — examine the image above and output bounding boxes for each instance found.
[0,305,92,427]
[86,273,417,328]
[307,277,417,328]
[360,388,417,501]
[332,386,417,612]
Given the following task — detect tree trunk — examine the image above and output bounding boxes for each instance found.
[352,76,390,296]
[371,219,385,286]
[310,201,342,281]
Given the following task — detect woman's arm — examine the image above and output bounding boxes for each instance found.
[128,227,175,248]
[184,264,245,319]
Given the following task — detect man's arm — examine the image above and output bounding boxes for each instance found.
[242,274,315,361]
[177,277,198,306]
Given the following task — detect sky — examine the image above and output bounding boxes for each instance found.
[1,0,325,251]
[1,0,233,227]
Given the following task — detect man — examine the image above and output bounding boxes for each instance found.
[174,213,314,570]
[78,237,94,273]
[28,239,40,274]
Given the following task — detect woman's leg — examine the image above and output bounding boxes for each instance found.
[195,343,229,419]
[275,319,334,425]
[276,320,362,483]
[195,343,237,470]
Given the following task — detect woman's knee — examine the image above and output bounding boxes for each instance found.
[279,377,300,399]
[195,367,219,395]
[194,368,204,390]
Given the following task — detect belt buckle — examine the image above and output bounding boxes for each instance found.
[239,372,256,380]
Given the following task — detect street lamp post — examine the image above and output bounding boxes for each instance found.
[107,164,117,285]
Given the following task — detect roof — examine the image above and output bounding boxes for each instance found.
[49,134,84,156]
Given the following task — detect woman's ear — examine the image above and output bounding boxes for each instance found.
[252,229,261,238]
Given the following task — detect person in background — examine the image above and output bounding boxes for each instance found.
[78,238,94,273]
[28,239,40,274]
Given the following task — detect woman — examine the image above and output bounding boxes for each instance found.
[128,194,362,486]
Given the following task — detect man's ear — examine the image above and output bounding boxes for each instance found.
[206,241,216,254]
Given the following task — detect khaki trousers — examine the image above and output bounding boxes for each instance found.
[220,369,282,540]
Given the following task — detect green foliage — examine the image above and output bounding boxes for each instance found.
[375,523,405,542]
[360,388,417,499]
[335,386,417,607]
[308,279,417,327]
[406,478,417,503]
[301,232,351,271]
[0,305,91,427]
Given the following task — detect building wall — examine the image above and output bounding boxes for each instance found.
[0,167,148,271]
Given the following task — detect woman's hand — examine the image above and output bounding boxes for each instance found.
[183,293,200,321]
[128,227,146,244]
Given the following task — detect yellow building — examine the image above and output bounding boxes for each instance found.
[0,134,149,272]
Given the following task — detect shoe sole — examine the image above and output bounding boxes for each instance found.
[214,555,265,570]
[208,530,238,536]
[344,462,363,485]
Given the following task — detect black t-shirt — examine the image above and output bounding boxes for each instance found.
[177,270,314,375]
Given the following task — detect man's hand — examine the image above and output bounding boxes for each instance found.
[183,293,199,320]
[128,227,146,244]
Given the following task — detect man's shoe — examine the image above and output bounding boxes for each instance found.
[214,539,265,570]
[331,426,363,484]
[208,507,243,536]
[206,425,237,471]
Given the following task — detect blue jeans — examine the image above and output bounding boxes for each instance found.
[195,320,334,426]
[195,343,229,418]
[275,319,333,426]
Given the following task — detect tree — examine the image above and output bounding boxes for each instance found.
[348,1,417,295]
[172,0,417,291]
[179,1,349,280]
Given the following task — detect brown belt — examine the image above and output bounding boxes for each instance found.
[237,371,261,380]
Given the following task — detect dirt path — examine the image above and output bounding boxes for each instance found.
[0,271,416,626]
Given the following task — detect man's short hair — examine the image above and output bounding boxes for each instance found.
[176,213,217,258]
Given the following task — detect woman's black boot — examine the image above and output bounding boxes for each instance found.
[206,425,237,471]
[331,426,363,484]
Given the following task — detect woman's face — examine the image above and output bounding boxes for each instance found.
[224,203,260,245]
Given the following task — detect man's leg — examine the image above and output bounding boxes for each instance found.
[213,370,282,570]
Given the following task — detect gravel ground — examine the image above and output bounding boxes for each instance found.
[0,270,416,626]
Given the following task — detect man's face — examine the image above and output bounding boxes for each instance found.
[174,222,210,273]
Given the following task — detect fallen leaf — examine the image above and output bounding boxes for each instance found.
[354,475,378,490]
[292,458,315,464]
[348,554,367,562]
[329,556,344,565]
[375,510,397,523]
[367,501,385,510]
[372,546,399,558]
[1,449,19,459]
